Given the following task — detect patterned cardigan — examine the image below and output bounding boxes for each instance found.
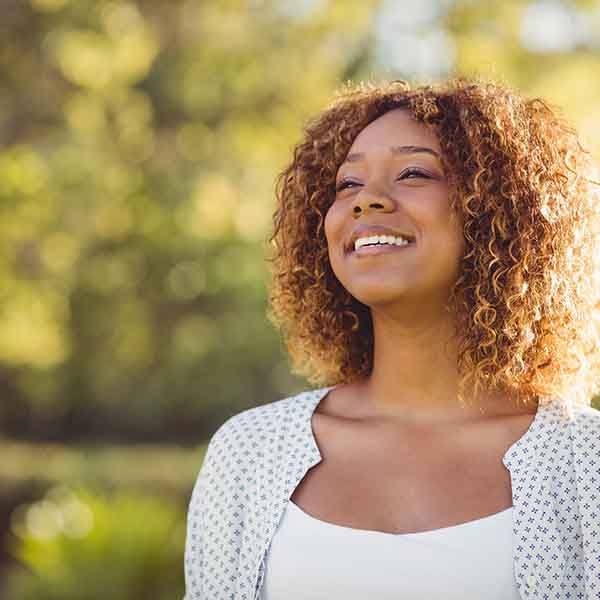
[183,386,600,599]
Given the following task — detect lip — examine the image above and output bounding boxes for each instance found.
[349,241,415,257]
[346,225,416,254]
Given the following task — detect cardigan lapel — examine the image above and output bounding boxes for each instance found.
[254,386,334,599]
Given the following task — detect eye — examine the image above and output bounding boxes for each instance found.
[401,168,431,180]
[335,168,431,192]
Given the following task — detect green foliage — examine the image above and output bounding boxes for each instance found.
[4,484,185,600]
[0,438,206,495]
[2,0,599,443]
[2,0,378,441]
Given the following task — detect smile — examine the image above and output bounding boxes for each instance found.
[349,242,415,256]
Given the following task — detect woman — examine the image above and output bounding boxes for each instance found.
[184,78,600,599]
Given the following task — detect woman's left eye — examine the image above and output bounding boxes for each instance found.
[401,168,430,179]
[335,168,430,191]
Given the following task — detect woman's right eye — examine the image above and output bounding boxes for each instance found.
[335,179,357,192]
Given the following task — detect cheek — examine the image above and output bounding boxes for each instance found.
[447,210,466,256]
[324,208,347,277]
[324,203,343,246]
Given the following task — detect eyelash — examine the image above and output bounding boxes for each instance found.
[335,168,431,192]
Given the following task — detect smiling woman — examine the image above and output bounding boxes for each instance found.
[183,78,600,600]
[267,78,600,412]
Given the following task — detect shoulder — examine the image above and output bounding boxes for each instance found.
[211,387,319,438]
[201,387,325,462]
[568,402,600,434]
[555,402,600,462]
[543,401,600,444]
[188,387,325,506]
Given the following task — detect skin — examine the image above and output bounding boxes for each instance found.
[323,108,537,427]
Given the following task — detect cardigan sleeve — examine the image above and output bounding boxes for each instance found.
[183,422,228,600]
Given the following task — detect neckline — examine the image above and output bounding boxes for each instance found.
[285,499,514,537]
[304,385,558,473]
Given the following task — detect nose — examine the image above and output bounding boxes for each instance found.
[350,191,394,217]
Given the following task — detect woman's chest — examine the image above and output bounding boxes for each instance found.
[290,414,521,535]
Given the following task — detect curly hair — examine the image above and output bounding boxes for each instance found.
[266,77,600,411]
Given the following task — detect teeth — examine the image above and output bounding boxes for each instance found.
[354,234,410,251]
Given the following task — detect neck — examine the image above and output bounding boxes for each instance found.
[354,306,536,426]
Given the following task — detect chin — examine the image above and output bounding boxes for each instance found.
[348,286,411,307]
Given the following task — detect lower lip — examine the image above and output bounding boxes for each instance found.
[350,243,415,256]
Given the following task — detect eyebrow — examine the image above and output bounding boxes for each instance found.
[342,145,441,165]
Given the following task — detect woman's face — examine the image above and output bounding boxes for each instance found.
[324,108,465,310]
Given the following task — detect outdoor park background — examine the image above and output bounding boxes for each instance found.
[1,0,600,598]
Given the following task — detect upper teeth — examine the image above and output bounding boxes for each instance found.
[354,235,411,251]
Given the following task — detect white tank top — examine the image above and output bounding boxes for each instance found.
[259,500,520,599]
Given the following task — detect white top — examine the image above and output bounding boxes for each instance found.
[259,500,521,599]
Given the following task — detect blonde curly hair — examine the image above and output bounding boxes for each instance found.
[266,77,600,411]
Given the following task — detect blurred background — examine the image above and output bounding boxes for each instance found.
[1,0,600,598]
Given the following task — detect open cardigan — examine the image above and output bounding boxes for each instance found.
[184,386,600,599]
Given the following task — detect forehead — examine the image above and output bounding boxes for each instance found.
[347,108,440,154]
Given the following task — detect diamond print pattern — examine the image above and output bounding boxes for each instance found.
[184,386,600,599]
